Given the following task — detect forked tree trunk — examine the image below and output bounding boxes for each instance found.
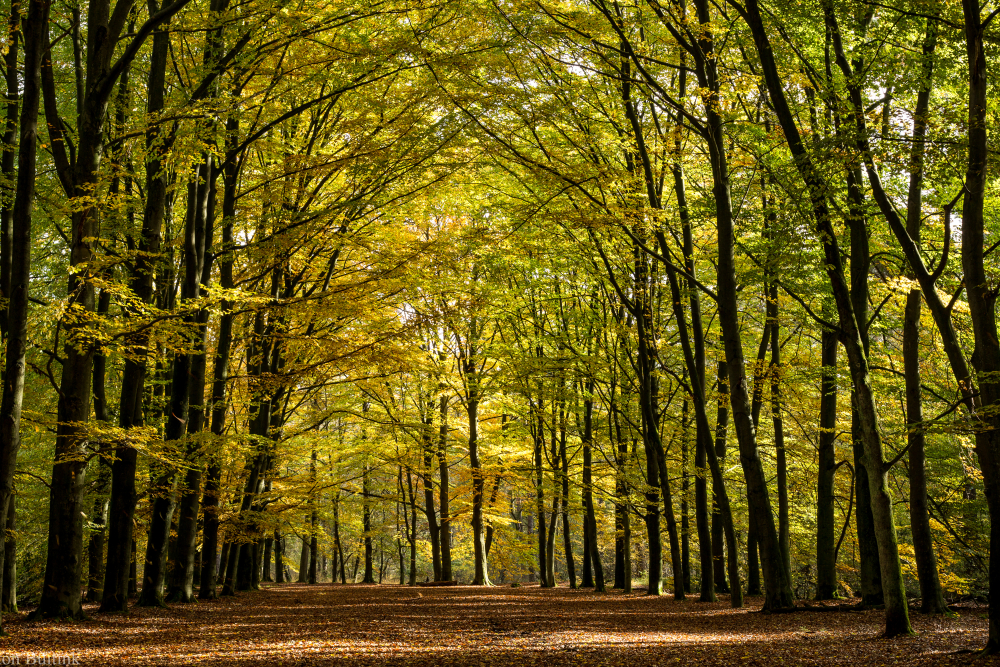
[743,0,911,634]
[101,8,172,613]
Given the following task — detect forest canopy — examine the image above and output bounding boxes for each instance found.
[0,0,997,657]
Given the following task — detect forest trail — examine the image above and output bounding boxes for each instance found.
[0,584,991,665]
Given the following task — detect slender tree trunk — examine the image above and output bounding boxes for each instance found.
[847,165,882,609]
[2,497,14,612]
[362,464,375,584]
[674,74,701,600]
[746,523,761,596]
[0,0,20,329]
[421,405,441,580]
[406,469,418,586]
[959,3,1000,650]
[166,151,216,603]
[681,397,691,594]
[41,0,187,621]
[695,419,713,601]
[582,504,593,588]
[296,534,308,583]
[438,395,452,581]
[619,11,738,605]
[771,290,790,579]
[87,288,113,603]
[712,361,729,594]
[101,9,171,613]
[533,398,548,587]
[582,382,605,592]
[558,401,574,589]
[198,117,238,600]
[6,0,48,620]
[469,410,490,586]
[0,13,21,622]
[274,531,284,584]
[816,324,839,600]
[144,168,211,607]
[308,531,318,585]
[335,501,346,584]
[744,0,911,633]
[465,325,490,586]
[902,18,946,617]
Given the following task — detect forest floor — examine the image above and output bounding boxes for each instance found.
[0,583,994,665]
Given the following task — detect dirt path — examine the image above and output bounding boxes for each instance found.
[0,584,992,665]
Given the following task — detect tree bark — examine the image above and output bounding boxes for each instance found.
[420,400,441,580]
[0,0,24,619]
[959,2,1000,650]
[40,0,190,621]
[437,394,452,581]
[741,0,911,634]
[815,323,839,600]
[362,463,375,584]
[101,4,171,613]
[533,395,548,587]
[582,380,605,592]
[5,0,47,619]
[902,17,946,617]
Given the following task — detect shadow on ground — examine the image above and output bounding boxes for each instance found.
[0,583,991,665]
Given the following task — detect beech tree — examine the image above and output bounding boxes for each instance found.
[1,0,999,656]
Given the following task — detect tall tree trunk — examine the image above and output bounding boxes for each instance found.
[2,497,14,612]
[308,448,318,585]
[744,0,912,634]
[334,499,346,584]
[902,17,947,617]
[619,4,739,606]
[815,323,839,600]
[86,289,113,603]
[746,522,761,596]
[0,0,20,332]
[959,2,1000,651]
[144,164,211,607]
[558,398,574,589]
[8,0,49,620]
[362,463,375,584]
[405,468,418,586]
[465,318,490,586]
[437,394,452,581]
[697,16,789,612]
[847,165,882,609]
[421,404,441,580]
[771,287,790,579]
[617,84,664,600]
[680,397,691,594]
[39,0,189,621]
[198,113,238,600]
[469,394,489,585]
[0,0,23,625]
[672,65,696,602]
[582,380,605,592]
[101,5,172,613]
[274,530,284,584]
[297,534,309,583]
[663,268,742,608]
[695,416,713,601]
[613,446,626,589]
[166,142,217,601]
[164,0,230,599]
[533,396,548,587]
[712,361,729,594]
